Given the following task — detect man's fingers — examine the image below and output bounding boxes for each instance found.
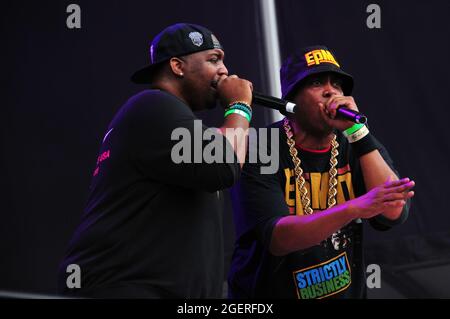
[326,96,357,111]
[384,178,415,193]
[384,193,405,201]
[385,177,410,187]
[406,190,415,199]
[326,96,342,109]
[384,191,414,201]
[218,74,238,86]
[318,102,331,117]
[389,181,415,193]
[384,200,406,208]
[376,180,414,199]
[216,74,228,86]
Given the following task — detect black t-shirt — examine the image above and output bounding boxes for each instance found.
[228,120,408,299]
[58,90,240,298]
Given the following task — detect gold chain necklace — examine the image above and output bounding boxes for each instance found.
[283,117,339,215]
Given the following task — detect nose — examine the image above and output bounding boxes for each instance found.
[322,80,339,98]
[218,63,229,76]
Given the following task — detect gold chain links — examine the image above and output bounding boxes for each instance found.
[327,137,339,208]
[283,117,339,215]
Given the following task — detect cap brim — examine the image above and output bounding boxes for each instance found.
[283,64,354,99]
[130,63,161,84]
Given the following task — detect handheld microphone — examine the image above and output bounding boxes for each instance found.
[252,92,297,114]
[335,106,367,124]
[252,91,367,124]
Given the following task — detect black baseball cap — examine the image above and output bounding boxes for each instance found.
[131,23,224,84]
[280,45,354,100]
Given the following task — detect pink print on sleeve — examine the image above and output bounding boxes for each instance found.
[93,150,111,176]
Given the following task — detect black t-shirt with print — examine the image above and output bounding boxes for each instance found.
[228,120,408,299]
[57,90,240,298]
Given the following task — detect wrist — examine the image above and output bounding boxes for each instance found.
[350,132,379,157]
[224,101,252,122]
[343,201,358,220]
[343,123,365,137]
[343,124,379,157]
[228,100,252,109]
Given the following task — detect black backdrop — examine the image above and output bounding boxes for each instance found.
[1,0,449,297]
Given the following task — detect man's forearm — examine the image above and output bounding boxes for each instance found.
[359,150,403,220]
[269,203,356,256]
[218,114,249,168]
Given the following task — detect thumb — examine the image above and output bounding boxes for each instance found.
[318,102,331,117]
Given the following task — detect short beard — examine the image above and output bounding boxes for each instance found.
[293,113,334,139]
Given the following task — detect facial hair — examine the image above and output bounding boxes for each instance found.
[207,80,220,109]
[295,108,334,139]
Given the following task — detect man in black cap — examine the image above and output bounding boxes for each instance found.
[58,23,253,298]
[228,45,415,298]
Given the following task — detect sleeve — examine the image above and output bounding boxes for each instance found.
[126,91,241,192]
[231,131,290,248]
[363,137,411,231]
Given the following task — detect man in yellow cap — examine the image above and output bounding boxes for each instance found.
[228,45,414,299]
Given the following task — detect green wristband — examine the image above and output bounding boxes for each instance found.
[344,123,365,136]
[224,109,251,122]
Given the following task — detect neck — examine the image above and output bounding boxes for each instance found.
[154,78,189,106]
[290,120,334,150]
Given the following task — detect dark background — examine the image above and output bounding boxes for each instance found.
[1,0,449,298]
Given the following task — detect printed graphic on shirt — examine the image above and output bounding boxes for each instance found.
[293,252,351,299]
[93,128,114,177]
[284,164,355,215]
[331,229,351,251]
[93,149,110,176]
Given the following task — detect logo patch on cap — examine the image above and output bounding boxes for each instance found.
[305,49,340,68]
[189,32,204,47]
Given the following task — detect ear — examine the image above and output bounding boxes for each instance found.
[169,57,185,77]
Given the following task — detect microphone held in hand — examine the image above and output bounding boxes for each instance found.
[335,106,367,124]
[252,91,296,114]
[252,91,367,124]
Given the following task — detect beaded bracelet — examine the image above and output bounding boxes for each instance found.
[228,101,252,111]
[225,101,252,122]
[226,103,252,115]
